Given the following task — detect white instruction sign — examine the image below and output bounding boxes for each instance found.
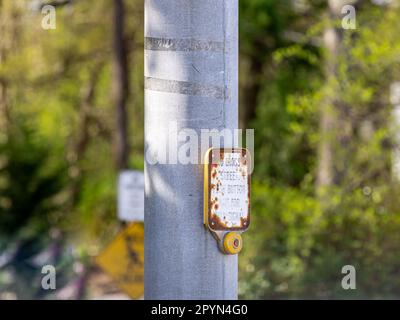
[118,170,144,222]
[208,149,250,231]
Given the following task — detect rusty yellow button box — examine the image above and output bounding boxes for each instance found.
[204,148,251,254]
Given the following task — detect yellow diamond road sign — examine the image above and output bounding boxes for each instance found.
[95,223,144,299]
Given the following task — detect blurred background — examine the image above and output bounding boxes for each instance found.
[1,0,400,299]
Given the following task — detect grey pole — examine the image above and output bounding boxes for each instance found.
[144,0,238,299]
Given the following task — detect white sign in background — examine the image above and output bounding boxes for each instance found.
[118,170,144,222]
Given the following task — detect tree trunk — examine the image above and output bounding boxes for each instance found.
[70,68,101,205]
[0,1,10,134]
[112,0,129,170]
[317,0,343,190]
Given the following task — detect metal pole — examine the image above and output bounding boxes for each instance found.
[144,0,238,299]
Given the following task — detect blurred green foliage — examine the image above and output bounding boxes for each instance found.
[0,118,66,238]
[239,1,400,299]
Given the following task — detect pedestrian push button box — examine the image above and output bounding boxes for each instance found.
[204,148,251,254]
